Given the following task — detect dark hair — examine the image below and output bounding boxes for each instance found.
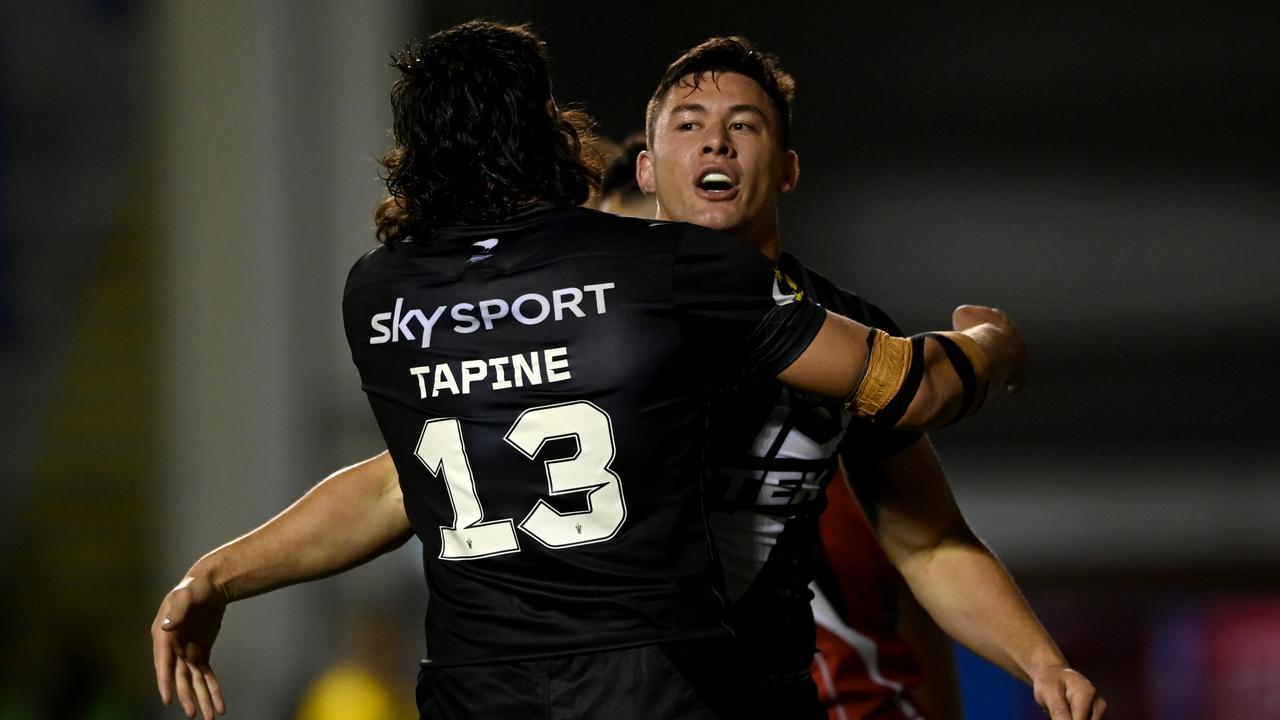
[375,21,601,244]
[599,133,648,200]
[645,36,796,149]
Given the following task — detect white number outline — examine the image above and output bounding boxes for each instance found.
[415,400,626,561]
[505,401,627,549]
[415,417,520,561]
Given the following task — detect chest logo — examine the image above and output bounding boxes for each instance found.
[469,238,500,263]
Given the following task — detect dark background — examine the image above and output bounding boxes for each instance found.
[0,2,1276,718]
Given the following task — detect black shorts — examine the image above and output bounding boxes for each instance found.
[740,667,825,720]
[415,638,740,719]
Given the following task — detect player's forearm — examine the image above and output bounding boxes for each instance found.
[895,536,1067,685]
[894,579,963,720]
[187,451,411,603]
[781,311,1018,432]
[894,336,968,431]
[889,307,1025,429]
[777,314,963,429]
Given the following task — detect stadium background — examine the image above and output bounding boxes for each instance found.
[0,1,1276,718]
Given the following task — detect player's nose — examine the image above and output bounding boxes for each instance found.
[701,127,734,157]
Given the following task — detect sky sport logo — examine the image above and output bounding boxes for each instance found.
[367,282,616,348]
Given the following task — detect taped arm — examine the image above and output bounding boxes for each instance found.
[776,306,1024,431]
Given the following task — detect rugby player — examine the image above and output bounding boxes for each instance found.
[635,37,1103,720]
[151,22,1026,720]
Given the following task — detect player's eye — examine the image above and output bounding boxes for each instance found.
[730,122,755,132]
[677,122,697,131]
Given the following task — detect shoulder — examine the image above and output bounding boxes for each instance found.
[673,225,780,299]
[781,253,903,334]
[540,207,692,261]
[558,205,677,236]
[571,210,763,275]
[343,244,390,299]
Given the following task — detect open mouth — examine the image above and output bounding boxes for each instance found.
[695,170,738,199]
[698,171,735,191]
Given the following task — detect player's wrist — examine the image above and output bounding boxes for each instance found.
[188,553,236,605]
[960,324,1011,389]
[921,330,990,420]
[1022,646,1071,685]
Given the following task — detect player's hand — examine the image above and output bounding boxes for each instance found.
[1031,665,1106,720]
[951,304,1027,394]
[152,573,228,719]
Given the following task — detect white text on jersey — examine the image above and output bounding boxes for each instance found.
[410,346,572,397]
[368,282,616,348]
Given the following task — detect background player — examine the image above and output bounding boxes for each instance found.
[635,36,1104,720]
[597,133,657,219]
[151,21,1025,720]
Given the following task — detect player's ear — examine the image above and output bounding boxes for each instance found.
[636,150,657,194]
[777,150,800,194]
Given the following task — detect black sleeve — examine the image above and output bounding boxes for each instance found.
[672,224,826,378]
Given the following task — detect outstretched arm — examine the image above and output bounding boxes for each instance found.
[847,440,1106,720]
[893,575,963,720]
[151,451,409,720]
[777,305,1026,432]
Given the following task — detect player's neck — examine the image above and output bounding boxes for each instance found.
[733,214,783,264]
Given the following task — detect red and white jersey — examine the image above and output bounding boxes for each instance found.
[811,469,925,720]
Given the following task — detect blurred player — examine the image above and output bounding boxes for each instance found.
[597,133,657,219]
[635,37,1104,720]
[150,21,1025,720]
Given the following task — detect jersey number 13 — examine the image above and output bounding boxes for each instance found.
[414,400,627,560]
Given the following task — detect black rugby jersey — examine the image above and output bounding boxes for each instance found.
[704,252,923,679]
[343,203,825,666]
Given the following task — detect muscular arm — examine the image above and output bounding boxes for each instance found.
[187,450,410,601]
[777,306,1025,432]
[152,451,410,720]
[849,439,1105,720]
[892,576,962,720]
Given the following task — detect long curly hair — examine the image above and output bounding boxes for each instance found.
[374,21,601,244]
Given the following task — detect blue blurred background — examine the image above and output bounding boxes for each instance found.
[1,1,1277,718]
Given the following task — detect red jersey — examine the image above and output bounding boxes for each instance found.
[811,469,925,719]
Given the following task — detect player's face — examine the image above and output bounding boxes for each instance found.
[638,71,798,251]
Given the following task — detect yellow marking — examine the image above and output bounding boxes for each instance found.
[850,330,912,418]
[773,268,805,302]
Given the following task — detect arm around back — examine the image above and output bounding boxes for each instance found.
[151,451,410,720]
[776,305,1026,431]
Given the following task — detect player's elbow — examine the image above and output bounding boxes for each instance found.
[886,515,984,576]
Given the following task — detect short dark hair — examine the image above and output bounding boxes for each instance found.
[645,36,796,149]
[599,133,648,200]
[374,20,601,244]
